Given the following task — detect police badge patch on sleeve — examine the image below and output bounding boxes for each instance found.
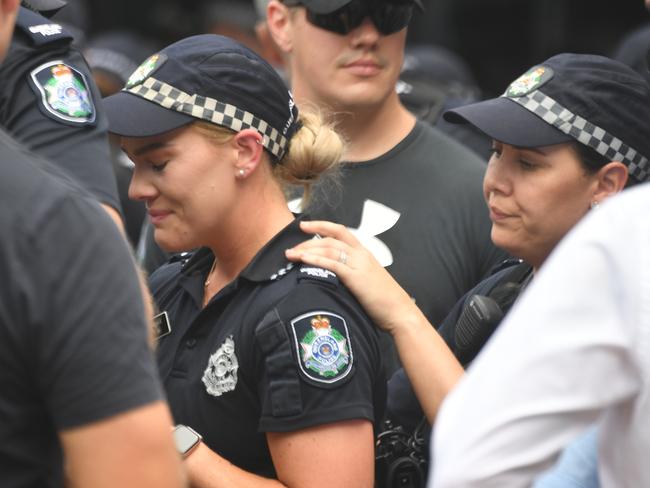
[290,311,353,385]
[29,61,95,125]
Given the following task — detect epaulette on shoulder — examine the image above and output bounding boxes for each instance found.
[15,7,73,47]
[168,251,194,268]
[488,258,525,276]
[297,265,339,287]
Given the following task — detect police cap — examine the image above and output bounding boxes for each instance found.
[444,53,650,183]
[103,34,300,161]
[290,0,424,14]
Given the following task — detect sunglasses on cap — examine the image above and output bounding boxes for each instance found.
[283,0,415,36]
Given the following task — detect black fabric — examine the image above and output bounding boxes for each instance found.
[445,53,650,164]
[304,121,508,374]
[151,217,386,478]
[0,7,120,212]
[387,260,532,432]
[0,130,162,488]
[104,34,300,146]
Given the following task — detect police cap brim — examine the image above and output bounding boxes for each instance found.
[102,91,195,137]
[443,96,572,148]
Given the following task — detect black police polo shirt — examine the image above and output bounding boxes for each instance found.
[0,7,120,212]
[151,217,386,477]
[0,130,162,488]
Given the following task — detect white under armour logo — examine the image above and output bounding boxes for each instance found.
[288,198,400,267]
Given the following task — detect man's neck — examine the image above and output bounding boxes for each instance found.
[301,93,417,163]
[341,98,416,162]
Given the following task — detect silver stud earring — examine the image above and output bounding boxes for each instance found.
[238,168,246,177]
[590,200,600,210]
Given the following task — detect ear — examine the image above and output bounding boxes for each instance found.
[266,0,294,54]
[232,129,265,179]
[591,161,628,204]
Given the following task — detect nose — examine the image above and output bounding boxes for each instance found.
[483,152,513,202]
[349,17,381,49]
[128,165,158,204]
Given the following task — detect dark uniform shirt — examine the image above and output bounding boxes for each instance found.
[151,217,386,478]
[0,7,120,211]
[0,129,162,488]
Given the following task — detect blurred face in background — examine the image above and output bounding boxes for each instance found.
[483,141,600,270]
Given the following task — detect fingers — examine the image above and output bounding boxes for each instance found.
[285,248,348,276]
[289,236,347,254]
[299,220,361,247]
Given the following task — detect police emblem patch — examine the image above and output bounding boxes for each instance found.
[125,53,167,89]
[291,312,353,384]
[506,66,554,98]
[202,336,238,397]
[29,61,95,124]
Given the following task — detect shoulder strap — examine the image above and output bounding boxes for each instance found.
[15,7,73,47]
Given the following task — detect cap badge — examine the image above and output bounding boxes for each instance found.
[125,53,167,89]
[291,312,353,385]
[506,66,554,98]
[29,61,95,125]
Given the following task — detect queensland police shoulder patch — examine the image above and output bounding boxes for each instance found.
[290,311,353,385]
[29,61,95,125]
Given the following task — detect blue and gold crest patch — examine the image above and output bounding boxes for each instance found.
[290,311,353,385]
[30,61,95,125]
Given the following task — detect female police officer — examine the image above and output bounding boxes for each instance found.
[284,52,650,469]
[103,34,385,487]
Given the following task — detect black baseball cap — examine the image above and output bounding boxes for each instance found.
[298,0,424,14]
[444,53,650,183]
[103,34,300,161]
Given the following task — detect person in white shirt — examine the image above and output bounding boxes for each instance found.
[432,182,650,488]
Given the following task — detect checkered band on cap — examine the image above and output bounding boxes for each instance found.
[505,89,650,183]
[125,77,290,160]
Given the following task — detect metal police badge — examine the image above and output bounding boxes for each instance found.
[202,336,239,397]
[30,61,95,124]
[506,66,554,98]
[291,312,353,384]
[125,53,167,89]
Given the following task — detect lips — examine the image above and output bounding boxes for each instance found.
[344,58,382,76]
[488,205,515,222]
[148,208,172,225]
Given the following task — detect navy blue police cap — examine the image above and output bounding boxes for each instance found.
[103,34,300,161]
[444,53,650,183]
[298,0,424,14]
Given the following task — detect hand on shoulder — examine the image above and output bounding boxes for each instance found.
[285,220,419,335]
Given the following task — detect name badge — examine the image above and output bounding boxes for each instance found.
[153,311,172,339]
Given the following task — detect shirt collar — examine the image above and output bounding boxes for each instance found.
[181,214,311,284]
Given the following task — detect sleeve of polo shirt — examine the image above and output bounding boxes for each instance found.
[254,282,386,433]
[0,41,121,211]
[25,195,162,429]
